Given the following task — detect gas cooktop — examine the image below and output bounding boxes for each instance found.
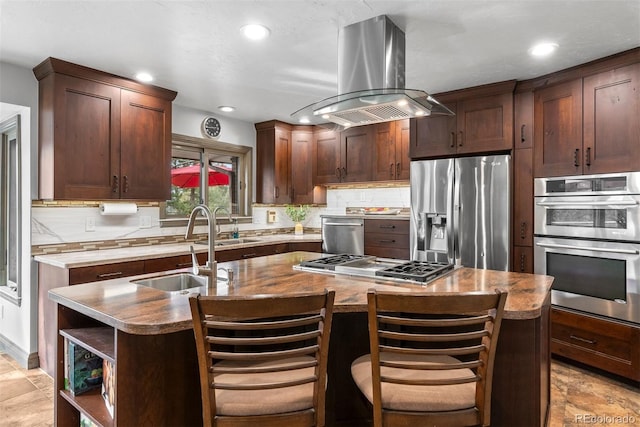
[296,254,455,285]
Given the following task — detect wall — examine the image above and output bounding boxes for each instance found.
[0,63,38,367]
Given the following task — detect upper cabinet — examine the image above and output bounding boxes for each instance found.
[373,119,410,181]
[534,60,640,177]
[290,127,316,203]
[312,125,374,184]
[255,121,292,204]
[33,57,177,201]
[410,81,515,159]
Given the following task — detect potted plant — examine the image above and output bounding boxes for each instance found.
[285,204,311,235]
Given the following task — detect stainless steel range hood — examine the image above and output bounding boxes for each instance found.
[291,15,453,128]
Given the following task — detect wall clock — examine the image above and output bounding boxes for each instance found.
[202,116,221,138]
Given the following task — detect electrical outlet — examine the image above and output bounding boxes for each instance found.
[140,215,152,228]
[267,210,277,223]
[85,217,96,232]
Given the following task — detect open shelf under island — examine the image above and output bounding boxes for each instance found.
[49,251,554,427]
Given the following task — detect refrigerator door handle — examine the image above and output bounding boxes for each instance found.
[448,167,457,264]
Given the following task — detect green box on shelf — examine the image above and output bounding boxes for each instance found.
[68,341,103,395]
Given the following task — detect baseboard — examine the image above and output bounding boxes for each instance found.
[0,334,39,369]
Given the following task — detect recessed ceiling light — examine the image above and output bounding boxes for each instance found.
[241,24,270,41]
[218,106,235,113]
[529,42,559,57]
[299,117,311,124]
[135,72,153,82]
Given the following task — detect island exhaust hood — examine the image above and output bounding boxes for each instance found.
[291,15,453,128]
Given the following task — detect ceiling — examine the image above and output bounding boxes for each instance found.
[1,1,639,126]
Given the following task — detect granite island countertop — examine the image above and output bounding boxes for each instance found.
[49,251,553,336]
[34,233,322,269]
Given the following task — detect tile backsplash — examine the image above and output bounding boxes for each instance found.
[31,185,409,251]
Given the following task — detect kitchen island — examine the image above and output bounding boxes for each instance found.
[49,251,553,427]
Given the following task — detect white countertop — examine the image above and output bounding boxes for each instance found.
[34,233,322,269]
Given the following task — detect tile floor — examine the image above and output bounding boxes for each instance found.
[0,352,638,426]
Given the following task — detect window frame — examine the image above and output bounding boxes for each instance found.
[160,133,253,225]
[0,114,22,305]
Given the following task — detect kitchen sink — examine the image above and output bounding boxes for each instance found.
[196,238,261,247]
[132,273,207,293]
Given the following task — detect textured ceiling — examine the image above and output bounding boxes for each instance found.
[1,0,639,125]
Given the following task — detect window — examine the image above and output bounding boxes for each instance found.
[162,134,252,221]
[0,115,21,305]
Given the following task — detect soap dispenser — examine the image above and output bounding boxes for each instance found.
[232,219,239,239]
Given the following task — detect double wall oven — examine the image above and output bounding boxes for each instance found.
[534,172,640,325]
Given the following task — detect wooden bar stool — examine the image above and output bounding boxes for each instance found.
[351,289,507,427]
[189,289,335,427]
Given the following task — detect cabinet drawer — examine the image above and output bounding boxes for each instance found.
[364,219,409,235]
[144,253,208,274]
[365,246,409,260]
[551,308,640,380]
[69,261,145,285]
[365,232,410,249]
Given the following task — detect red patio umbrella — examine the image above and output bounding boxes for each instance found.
[171,165,230,188]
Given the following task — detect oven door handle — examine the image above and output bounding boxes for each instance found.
[323,222,363,227]
[536,201,638,207]
[535,242,639,255]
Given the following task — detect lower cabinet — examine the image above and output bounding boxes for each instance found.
[364,219,410,260]
[551,307,640,381]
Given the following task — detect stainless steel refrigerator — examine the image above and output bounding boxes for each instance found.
[410,155,510,271]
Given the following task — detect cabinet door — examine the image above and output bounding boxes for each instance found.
[409,103,457,159]
[456,92,513,154]
[373,122,396,181]
[341,126,373,182]
[583,63,640,174]
[291,129,314,203]
[394,119,411,180]
[534,80,583,177]
[313,129,341,184]
[50,75,121,200]
[513,148,533,247]
[273,128,291,203]
[515,91,534,149]
[120,90,172,200]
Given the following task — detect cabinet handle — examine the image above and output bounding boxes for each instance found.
[274,186,279,198]
[342,167,347,180]
[112,175,119,193]
[389,163,394,178]
[458,131,464,147]
[519,253,526,272]
[585,147,592,166]
[97,271,123,279]
[380,225,396,229]
[573,149,580,167]
[520,222,526,239]
[520,124,526,143]
[569,334,597,345]
[176,262,192,268]
[242,253,257,259]
[291,187,295,200]
[450,132,455,148]
[123,175,129,193]
[396,162,401,178]
[335,168,341,179]
[378,239,396,243]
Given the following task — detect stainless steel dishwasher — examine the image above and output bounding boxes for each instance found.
[321,216,364,254]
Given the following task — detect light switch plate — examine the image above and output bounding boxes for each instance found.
[85,217,96,232]
[267,210,276,223]
[140,215,152,228]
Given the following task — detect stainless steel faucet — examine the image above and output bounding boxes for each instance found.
[185,204,233,283]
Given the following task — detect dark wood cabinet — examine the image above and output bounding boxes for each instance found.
[551,307,640,381]
[514,91,534,149]
[340,125,374,182]
[411,81,515,159]
[364,218,410,260]
[533,79,584,177]
[33,57,176,201]
[534,63,640,177]
[255,121,291,204]
[313,128,341,184]
[582,62,640,174]
[290,127,315,203]
[513,148,534,248]
[373,119,410,181]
